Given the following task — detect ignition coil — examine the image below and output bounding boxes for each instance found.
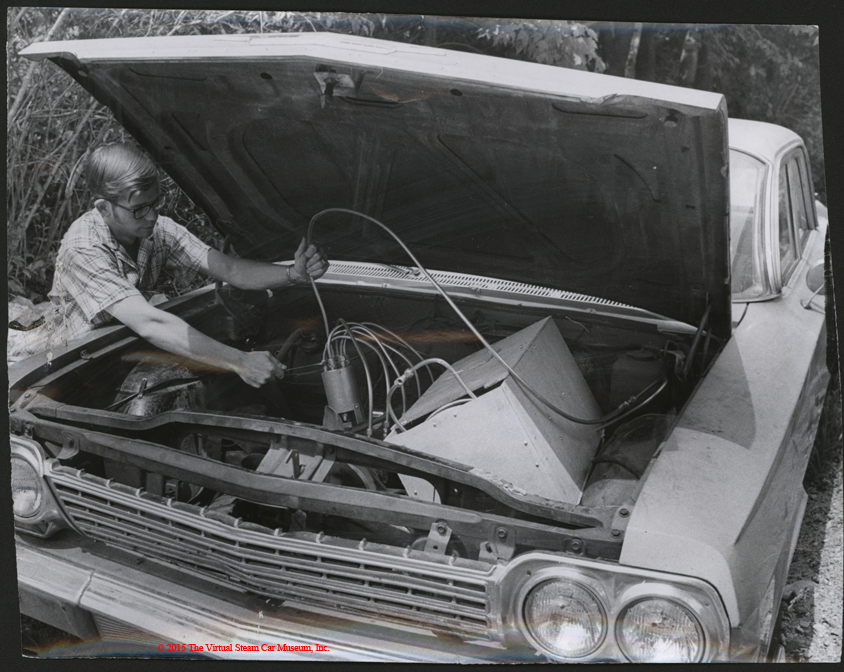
[322,357,363,427]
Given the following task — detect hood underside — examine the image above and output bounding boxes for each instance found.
[23,32,731,337]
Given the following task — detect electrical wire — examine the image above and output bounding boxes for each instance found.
[306,208,667,427]
[350,324,422,398]
[428,398,472,420]
[339,318,374,437]
[360,322,436,384]
[331,333,392,412]
[385,357,479,433]
[309,274,331,338]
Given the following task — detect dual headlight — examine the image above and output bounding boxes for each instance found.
[512,560,727,662]
[11,435,67,536]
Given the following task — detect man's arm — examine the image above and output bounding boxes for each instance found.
[108,295,284,388]
[202,238,328,290]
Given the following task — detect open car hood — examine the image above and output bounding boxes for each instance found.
[22,32,731,337]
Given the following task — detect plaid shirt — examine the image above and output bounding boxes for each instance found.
[48,209,211,343]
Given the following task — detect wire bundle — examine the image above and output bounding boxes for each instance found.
[323,319,440,437]
[305,208,668,436]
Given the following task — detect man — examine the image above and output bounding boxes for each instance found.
[43,143,328,386]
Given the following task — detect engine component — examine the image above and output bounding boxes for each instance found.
[580,414,672,507]
[386,317,601,504]
[609,349,664,410]
[322,357,364,428]
[113,360,206,417]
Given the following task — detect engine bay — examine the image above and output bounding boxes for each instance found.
[26,265,720,560]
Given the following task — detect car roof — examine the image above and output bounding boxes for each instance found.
[728,118,803,162]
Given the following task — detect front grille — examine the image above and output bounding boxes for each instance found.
[47,463,497,638]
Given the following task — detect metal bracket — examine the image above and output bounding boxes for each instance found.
[58,434,80,460]
[610,499,635,533]
[424,520,452,555]
[257,435,297,477]
[478,526,515,563]
[257,436,335,482]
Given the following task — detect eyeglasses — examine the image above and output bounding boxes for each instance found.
[109,193,167,220]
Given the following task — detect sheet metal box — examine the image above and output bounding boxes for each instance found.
[387,317,600,504]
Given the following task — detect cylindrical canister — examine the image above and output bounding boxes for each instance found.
[321,362,364,423]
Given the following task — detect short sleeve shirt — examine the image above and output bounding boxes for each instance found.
[48,209,211,342]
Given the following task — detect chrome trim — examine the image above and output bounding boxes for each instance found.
[11,454,42,518]
[614,584,708,662]
[46,461,500,639]
[503,553,730,662]
[514,567,609,659]
[41,460,730,659]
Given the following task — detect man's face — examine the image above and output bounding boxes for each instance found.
[101,183,162,244]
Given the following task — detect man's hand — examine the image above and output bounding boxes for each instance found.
[236,350,287,388]
[289,237,329,284]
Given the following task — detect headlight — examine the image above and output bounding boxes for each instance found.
[12,454,43,518]
[522,579,606,658]
[506,554,729,662]
[616,597,704,662]
[11,435,69,536]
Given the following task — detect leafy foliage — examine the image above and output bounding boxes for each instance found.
[475,18,605,71]
[695,25,825,201]
[627,24,824,201]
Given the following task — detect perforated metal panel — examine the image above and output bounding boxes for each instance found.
[326,261,635,307]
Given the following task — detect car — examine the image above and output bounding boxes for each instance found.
[11,31,832,662]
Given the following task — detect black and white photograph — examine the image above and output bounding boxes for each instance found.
[6,6,843,663]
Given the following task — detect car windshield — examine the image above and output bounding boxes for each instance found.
[729,149,767,299]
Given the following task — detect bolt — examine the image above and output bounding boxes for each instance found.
[612,530,621,538]
[9,408,16,414]
[485,542,493,552]
[68,438,75,447]
[497,528,507,540]
[570,540,583,552]
[436,523,447,536]
[619,508,630,518]
[23,392,31,399]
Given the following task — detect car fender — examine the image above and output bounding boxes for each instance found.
[620,288,828,627]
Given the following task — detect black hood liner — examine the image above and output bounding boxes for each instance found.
[53,48,731,337]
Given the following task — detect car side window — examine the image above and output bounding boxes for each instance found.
[787,160,811,249]
[778,165,798,280]
[778,151,813,283]
[729,150,767,299]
